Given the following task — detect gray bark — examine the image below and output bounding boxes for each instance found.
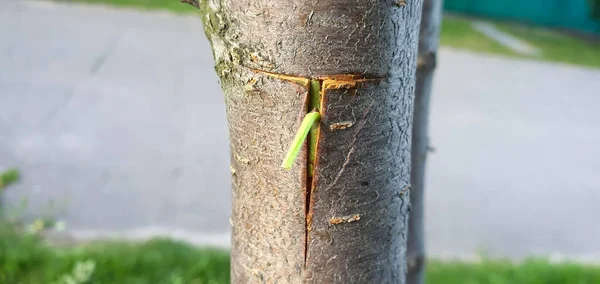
[186,0,423,282]
[407,0,443,283]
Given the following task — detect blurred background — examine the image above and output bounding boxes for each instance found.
[1,0,599,282]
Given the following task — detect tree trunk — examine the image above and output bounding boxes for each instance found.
[407,0,442,283]
[186,0,422,282]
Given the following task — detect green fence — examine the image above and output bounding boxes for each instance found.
[445,0,600,34]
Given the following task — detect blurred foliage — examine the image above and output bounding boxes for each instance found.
[0,168,20,189]
[591,0,600,20]
[55,260,96,284]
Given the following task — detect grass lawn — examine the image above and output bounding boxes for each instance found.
[441,15,600,68]
[440,16,518,57]
[441,16,600,69]
[56,0,199,13]
[0,224,230,284]
[2,224,600,284]
[495,22,600,68]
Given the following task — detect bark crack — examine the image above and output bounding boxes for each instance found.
[304,78,322,267]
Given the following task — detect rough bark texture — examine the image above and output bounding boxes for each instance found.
[407,0,442,283]
[189,0,423,282]
[306,77,413,283]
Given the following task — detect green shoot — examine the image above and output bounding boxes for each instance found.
[281,111,321,170]
[308,79,321,176]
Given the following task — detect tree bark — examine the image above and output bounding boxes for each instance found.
[407,0,442,283]
[186,0,423,282]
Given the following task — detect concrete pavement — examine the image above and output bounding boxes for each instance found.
[0,0,229,234]
[1,1,600,260]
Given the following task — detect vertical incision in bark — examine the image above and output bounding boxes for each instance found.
[254,74,377,268]
[305,79,321,265]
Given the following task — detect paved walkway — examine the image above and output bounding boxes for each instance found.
[2,1,600,260]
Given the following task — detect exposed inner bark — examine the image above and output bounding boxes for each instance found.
[305,79,320,265]
[186,0,423,282]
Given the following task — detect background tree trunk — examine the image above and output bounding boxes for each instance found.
[407,0,443,283]
[188,0,422,282]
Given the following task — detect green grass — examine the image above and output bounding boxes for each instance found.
[2,224,600,284]
[0,168,20,189]
[428,259,600,284]
[57,0,199,13]
[0,224,230,284]
[495,23,600,69]
[440,15,600,68]
[440,16,518,57]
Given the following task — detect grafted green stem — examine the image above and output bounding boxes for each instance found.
[307,79,322,175]
[281,111,321,170]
